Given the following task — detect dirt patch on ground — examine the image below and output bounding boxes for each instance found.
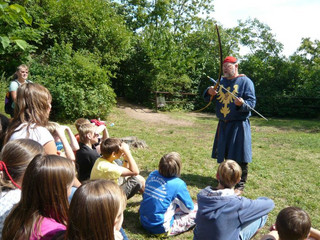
[116,98,215,126]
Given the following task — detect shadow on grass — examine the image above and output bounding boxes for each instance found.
[140,170,217,190]
[127,200,141,208]
[181,173,218,189]
[123,209,156,238]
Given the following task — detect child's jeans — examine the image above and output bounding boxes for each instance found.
[239,215,268,240]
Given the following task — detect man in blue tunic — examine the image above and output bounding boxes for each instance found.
[203,56,256,195]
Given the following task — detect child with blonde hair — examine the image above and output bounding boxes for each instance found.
[74,118,109,153]
[140,152,197,236]
[76,123,102,182]
[194,160,274,240]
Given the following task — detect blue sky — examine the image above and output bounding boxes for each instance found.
[212,0,320,57]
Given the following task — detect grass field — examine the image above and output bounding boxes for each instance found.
[1,95,320,239]
[100,106,320,240]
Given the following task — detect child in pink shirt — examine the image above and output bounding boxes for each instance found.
[2,154,75,240]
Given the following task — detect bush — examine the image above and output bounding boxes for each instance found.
[31,43,116,121]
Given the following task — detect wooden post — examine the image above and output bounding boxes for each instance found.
[155,91,158,112]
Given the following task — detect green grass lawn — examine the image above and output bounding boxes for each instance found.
[1,96,319,240]
[105,108,320,240]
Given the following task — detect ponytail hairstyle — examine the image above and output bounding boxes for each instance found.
[0,139,44,192]
[2,155,75,240]
[66,179,127,240]
[4,83,52,144]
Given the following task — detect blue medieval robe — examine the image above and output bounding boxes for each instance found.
[204,75,256,163]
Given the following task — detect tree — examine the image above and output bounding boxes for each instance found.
[0,0,44,75]
[22,0,132,120]
[238,18,283,58]
[290,38,320,96]
[0,1,32,50]
[113,0,218,106]
[27,0,132,72]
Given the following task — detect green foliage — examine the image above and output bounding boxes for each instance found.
[238,18,283,57]
[1,0,131,120]
[0,0,45,75]
[31,43,116,121]
[290,38,320,97]
[114,0,220,104]
[27,0,132,71]
[1,0,320,119]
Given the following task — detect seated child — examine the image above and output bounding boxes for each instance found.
[76,123,101,182]
[260,206,320,240]
[0,139,44,235]
[46,121,79,161]
[194,160,275,240]
[2,154,75,240]
[74,118,91,142]
[53,180,129,240]
[139,152,197,236]
[90,138,145,199]
[74,118,109,154]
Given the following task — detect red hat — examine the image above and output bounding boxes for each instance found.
[223,56,237,64]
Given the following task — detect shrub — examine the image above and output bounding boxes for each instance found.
[31,43,116,121]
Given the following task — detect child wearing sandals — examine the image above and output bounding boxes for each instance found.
[139,152,197,236]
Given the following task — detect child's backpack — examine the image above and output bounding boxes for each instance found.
[4,80,31,116]
[4,91,14,116]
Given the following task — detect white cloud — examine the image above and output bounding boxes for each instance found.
[212,0,320,56]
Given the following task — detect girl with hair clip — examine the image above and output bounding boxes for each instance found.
[0,139,44,235]
[2,154,75,240]
[54,179,128,240]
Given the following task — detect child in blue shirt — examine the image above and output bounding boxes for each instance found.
[140,152,197,236]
